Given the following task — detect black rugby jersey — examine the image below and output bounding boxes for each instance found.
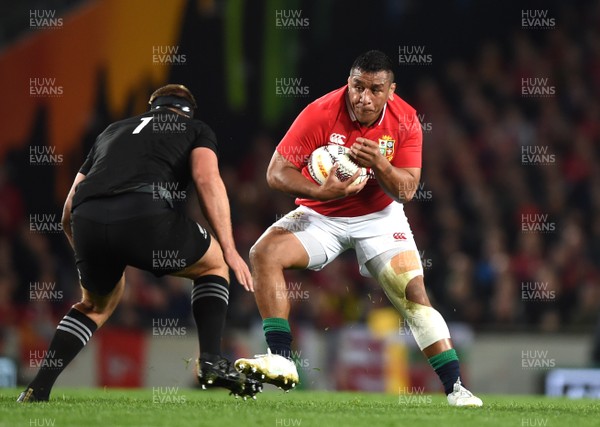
[72,107,218,209]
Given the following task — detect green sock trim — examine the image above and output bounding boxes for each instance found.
[263,317,291,333]
[428,348,459,370]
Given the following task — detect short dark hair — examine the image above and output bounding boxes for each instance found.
[148,84,197,109]
[350,50,395,82]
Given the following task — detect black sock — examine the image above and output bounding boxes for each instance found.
[28,308,97,399]
[191,275,229,359]
[428,348,461,395]
[435,360,461,395]
[265,331,293,359]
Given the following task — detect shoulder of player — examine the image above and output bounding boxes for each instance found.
[187,118,216,135]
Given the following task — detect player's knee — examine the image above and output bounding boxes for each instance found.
[187,258,229,281]
[251,229,308,271]
[249,236,277,267]
[405,276,431,307]
[367,250,450,350]
[76,296,108,315]
[403,305,451,350]
[200,265,229,281]
[193,239,228,277]
[367,250,423,298]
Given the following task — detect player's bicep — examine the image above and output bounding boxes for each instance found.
[190,147,219,185]
[267,151,306,190]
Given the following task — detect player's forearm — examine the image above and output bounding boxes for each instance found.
[372,161,418,203]
[197,179,237,252]
[267,167,322,200]
[62,216,74,248]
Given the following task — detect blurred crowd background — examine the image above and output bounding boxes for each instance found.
[1,0,600,381]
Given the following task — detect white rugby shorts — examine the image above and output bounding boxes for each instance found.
[269,202,422,277]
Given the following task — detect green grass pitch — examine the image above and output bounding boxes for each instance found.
[1,388,599,427]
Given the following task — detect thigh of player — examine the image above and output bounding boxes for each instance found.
[71,213,126,296]
[259,206,348,271]
[72,196,212,293]
[119,211,212,278]
[353,203,423,278]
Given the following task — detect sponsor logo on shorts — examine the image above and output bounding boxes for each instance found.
[275,212,309,232]
[197,224,208,239]
[392,232,406,240]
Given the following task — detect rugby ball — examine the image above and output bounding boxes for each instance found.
[307,145,368,186]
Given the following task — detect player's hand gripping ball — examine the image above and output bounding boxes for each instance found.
[308,145,368,186]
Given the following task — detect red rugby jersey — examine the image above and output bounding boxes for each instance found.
[276,85,422,217]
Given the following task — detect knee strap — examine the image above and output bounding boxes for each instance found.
[367,250,450,350]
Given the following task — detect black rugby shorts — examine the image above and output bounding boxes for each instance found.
[71,193,211,295]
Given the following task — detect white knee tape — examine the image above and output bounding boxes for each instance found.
[401,303,450,350]
[367,250,451,350]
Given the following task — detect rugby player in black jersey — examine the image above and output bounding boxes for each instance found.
[18,84,261,401]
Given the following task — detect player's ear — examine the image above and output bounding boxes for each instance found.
[388,82,396,101]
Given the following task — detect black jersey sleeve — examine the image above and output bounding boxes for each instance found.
[192,121,219,156]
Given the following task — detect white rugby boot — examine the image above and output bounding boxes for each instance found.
[235,348,299,391]
[447,377,483,407]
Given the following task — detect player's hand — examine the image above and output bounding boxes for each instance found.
[315,163,368,201]
[223,248,254,292]
[349,137,386,170]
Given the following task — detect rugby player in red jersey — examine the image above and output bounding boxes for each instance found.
[236,51,482,406]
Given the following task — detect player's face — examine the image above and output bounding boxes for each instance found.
[347,69,395,126]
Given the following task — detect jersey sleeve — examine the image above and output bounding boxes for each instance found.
[277,103,327,168]
[392,112,422,168]
[191,122,219,156]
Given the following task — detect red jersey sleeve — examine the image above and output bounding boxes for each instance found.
[276,103,328,168]
[392,112,422,168]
